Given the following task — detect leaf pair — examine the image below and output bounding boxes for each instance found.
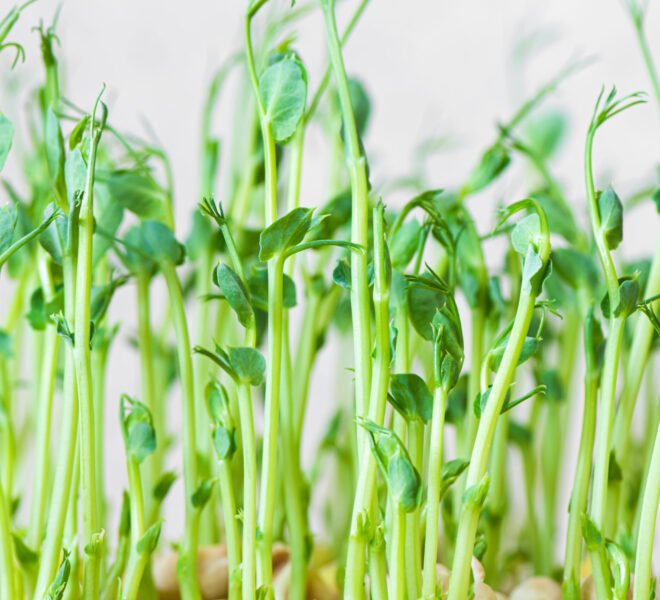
[120,395,157,465]
[205,381,237,461]
[358,418,422,512]
[195,344,266,388]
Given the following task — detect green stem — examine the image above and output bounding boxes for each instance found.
[344,206,389,599]
[136,272,161,516]
[218,460,241,600]
[588,317,625,600]
[563,373,598,599]
[389,506,406,599]
[34,253,79,600]
[320,0,372,443]
[448,290,539,600]
[633,395,660,600]
[28,313,60,548]
[161,264,200,600]
[368,533,388,600]
[236,381,257,600]
[612,240,660,471]
[0,478,15,599]
[405,420,423,599]
[422,386,448,598]
[122,459,146,600]
[73,102,105,600]
[464,307,485,455]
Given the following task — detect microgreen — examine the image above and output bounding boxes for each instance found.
[0,3,659,600]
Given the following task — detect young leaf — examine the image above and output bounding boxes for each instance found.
[461,142,510,196]
[0,114,14,171]
[601,277,640,319]
[259,56,308,143]
[248,268,297,310]
[228,346,266,386]
[406,275,448,341]
[510,213,542,255]
[390,218,422,270]
[191,478,216,509]
[38,204,68,265]
[118,490,131,537]
[597,187,623,250]
[258,207,314,261]
[440,459,470,498]
[388,373,433,423]
[101,170,169,222]
[141,220,185,265]
[214,263,254,328]
[137,520,163,555]
[64,148,87,208]
[153,471,177,504]
[490,335,539,371]
[332,259,351,290]
[12,533,38,565]
[46,549,71,600]
[212,425,237,460]
[461,474,490,508]
[358,418,422,512]
[120,395,157,464]
[0,202,17,255]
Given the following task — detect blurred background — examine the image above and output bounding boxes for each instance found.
[2,0,659,566]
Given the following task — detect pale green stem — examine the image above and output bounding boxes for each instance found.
[122,459,146,600]
[161,264,201,600]
[422,386,448,598]
[218,460,241,600]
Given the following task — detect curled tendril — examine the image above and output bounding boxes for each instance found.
[590,86,647,131]
[0,41,25,68]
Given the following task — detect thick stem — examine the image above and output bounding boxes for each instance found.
[448,290,537,600]
[162,264,201,600]
[0,478,15,599]
[422,386,448,598]
[389,506,406,599]
[34,255,79,599]
[218,460,241,600]
[122,459,146,600]
[563,374,598,599]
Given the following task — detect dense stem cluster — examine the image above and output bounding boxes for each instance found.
[0,1,658,599]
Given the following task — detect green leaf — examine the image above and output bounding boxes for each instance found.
[523,110,566,159]
[84,530,105,557]
[601,277,640,319]
[137,520,163,555]
[406,278,447,341]
[51,312,74,346]
[390,219,422,270]
[46,549,71,600]
[521,246,549,294]
[388,373,433,423]
[259,56,308,143]
[490,335,539,371]
[153,471,177,503]
[69,115,90,150]
[38,204,68,265]
[12,533,38,565]
[332,259,351,290]
[440,459,470,497]
[212,425,237,460]
[248,268,297,310]
[462,142,510,196]
[582,514,604,550]
[228,347,266,386]
[0,114,14,172]
[191,478,215,509]
[26,285,64,331]
[121,395,157,464]
[141,220,185,265]
[307,190,351,240]
[64,148,87,208]
[118,491,131,537]
[552,247,600,290]
[214,263,254,328]
[653,189,660,214]
[461,474,490,508]
[101,169,169,221]
[534,188,581,244]
[0,201,18,255]
[348,78,371,137]
[258,207,313,261]
[511,213,542,255]
[358,419,422,512]
[598,187,623,250]
[93,184,124,265]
